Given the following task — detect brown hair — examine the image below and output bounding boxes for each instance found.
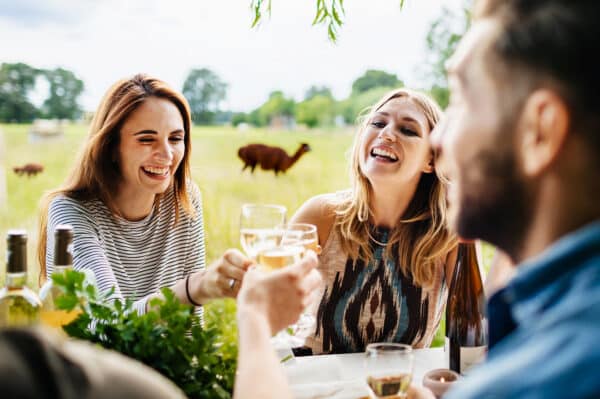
[333,88,456,287]
[473,0,600,148]
[37,74,194,283]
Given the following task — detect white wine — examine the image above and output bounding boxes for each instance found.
[445,242,488,374]
[39,224,81,329]
[257,245,304,272]
[0,230,41,327]
[240,228,283,259]
[367,373,412,398]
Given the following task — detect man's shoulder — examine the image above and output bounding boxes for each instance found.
[447,311,600,399]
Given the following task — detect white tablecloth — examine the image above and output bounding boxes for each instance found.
[285,348,445,399]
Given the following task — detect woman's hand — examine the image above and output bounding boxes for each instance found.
[237,251,322,335]
[189,249,253,303]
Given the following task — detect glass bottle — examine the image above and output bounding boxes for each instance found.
[39,224,80,328]
[445,241,488,374]
[0,230,42,327]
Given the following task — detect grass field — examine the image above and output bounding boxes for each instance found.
[0,122,494,347]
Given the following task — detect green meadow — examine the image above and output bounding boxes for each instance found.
[0,123,494,347]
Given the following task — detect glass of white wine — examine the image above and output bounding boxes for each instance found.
[279,223,320,343]
[239,204,287,260]
[365,343,414,399]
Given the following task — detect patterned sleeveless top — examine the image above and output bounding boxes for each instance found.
[305,225,447,355]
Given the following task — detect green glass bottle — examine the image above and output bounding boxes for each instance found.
[0,230,42,327]
[39,224,80,329]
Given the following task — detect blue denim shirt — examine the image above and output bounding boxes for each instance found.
[445,221,600,399]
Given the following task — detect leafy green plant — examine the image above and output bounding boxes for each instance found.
[52,270,237,399]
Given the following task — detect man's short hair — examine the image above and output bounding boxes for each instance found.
[474,0,600,146]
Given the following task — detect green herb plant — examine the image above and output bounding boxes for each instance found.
[52,270,237,399]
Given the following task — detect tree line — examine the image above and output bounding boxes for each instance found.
[0,63,84,122]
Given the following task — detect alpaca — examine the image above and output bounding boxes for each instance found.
[13,163,44,177]
[238,143,311,176]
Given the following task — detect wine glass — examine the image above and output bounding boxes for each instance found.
[254,223,319,350]
[365,343,414,399]
[281,223,320,255]
[239,204,287,260]
[280,223,320,341]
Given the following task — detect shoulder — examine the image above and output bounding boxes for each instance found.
[47,194,102,232]
[49,195,95,219]
[291,192,342,247]
[187,180,202,208]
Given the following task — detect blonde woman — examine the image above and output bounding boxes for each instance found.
[291,88,457,354]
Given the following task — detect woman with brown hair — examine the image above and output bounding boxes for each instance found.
[291,88,457,354]
[37,74,249,315]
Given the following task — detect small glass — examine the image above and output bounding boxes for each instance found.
[365,343,414,399]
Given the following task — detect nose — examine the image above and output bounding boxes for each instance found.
[378,124,396,143]
[155,138,174,163]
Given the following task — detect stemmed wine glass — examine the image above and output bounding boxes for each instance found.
[365,343,414,399]
[239,204,287,260]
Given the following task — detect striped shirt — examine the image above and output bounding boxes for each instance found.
[46,185,206,317]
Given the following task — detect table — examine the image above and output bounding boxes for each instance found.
[285,348,445,399]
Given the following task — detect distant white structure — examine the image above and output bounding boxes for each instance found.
[29,119,66,142]
[236,122,251,132]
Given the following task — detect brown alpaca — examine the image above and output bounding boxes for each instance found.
[13,163,44,177]
[238,143,311,176]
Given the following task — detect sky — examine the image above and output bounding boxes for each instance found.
[0,0,464,113]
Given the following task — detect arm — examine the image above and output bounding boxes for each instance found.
[152,186,252,308]
[289,193,337,250]
[234,252,322,399]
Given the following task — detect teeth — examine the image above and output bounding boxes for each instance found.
[143,166,169,175]
[371,148,398,161]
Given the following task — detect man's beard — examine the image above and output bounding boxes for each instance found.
[456,144,533,260]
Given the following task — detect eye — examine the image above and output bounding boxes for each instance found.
[370,121,386,128]
[400,127,419,137]
[169,135,184,143]
[138,137,154,143]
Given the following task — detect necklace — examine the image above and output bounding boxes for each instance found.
[367,228,389,247]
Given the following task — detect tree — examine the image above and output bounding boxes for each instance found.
[351,70,403,95]
[340,86,397,124]
[182,68,227,125]
[423,3,471,108]
[255,90,295,126]
[0,62,39,123]
[42,67,84,119]
[304,85,333,101]
[296,94,335,128]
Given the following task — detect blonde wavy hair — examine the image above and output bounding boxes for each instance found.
[333,88,456,287]
[37,74,194,283]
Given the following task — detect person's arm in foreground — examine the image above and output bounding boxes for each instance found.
[234,251,322,399]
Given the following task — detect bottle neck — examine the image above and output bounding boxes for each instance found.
[5,272,27,289]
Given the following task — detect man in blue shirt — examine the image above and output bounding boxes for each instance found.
[427,0,600,398]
